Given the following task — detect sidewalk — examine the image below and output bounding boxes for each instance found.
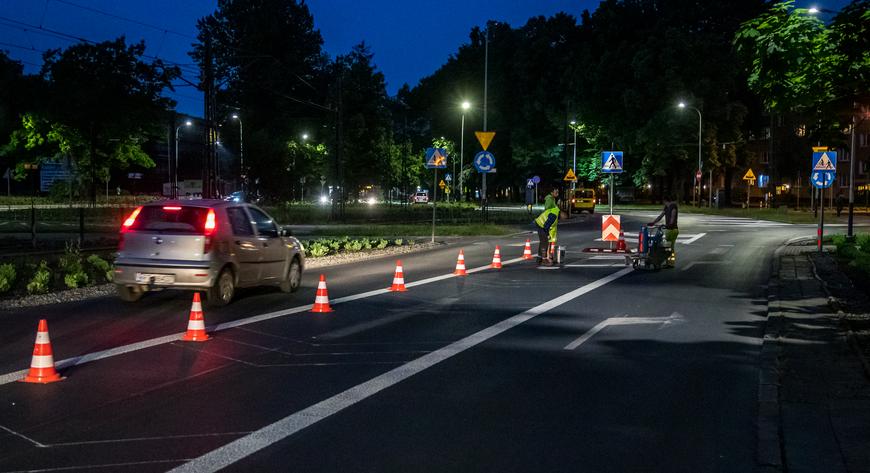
[761,247,870,472]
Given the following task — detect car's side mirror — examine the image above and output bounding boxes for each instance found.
[280,226,293,237]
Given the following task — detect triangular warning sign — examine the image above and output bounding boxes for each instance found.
[814,153,835,171]
[563,168,577,181]
[475,131,495,151]
[743,169,756,180]
[603,153,621,170]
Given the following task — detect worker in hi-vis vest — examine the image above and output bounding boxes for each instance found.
[534,206,559,266]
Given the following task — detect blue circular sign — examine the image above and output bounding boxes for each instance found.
[531,175,541,184]
[474,151,496,173]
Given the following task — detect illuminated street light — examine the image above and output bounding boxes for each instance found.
[459,101,471,201]
[174,120,193,198]
[301,133,309,141]
[677,101,703,207]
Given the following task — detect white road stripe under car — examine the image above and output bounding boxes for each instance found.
[167,267,634,473]
[0,258,524,386]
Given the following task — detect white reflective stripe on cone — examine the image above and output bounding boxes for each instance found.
[314,295,330,304]
[393,278,405,284]
[35,332,51,344]
[30,355,55,368]
[186,320,206,331]
[317,283,327,289]
[191,302,202,312]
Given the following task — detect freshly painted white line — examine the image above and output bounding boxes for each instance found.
[0,257,525,387]
[719,244,735,247]
[563,313,683,350]
[564,264,619,267]
[680,261,725,272]
[590,255,627,260]
[0,424,47,448]
[167,267,634,473]
[680,232,707,245]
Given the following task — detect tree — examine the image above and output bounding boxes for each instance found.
[3,38,178,202]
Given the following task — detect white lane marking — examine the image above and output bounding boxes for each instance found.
[711,247,729,255]
[590,255,626,260]
[0,257,524,387]
[563,312,684,350]
[680,261,726,272]
[719,244,735,247]
[167,267,634,473]
[5,459,193,472]
[680,233,707,245]
[564,264,620,267]
[0,424,47,448]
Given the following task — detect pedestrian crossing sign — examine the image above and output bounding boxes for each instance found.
[743,169,756,181]
[424,148,447,169]
[601,151,624,173]
[812,151,837,171]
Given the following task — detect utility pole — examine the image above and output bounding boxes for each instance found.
[202,34,217,199]
[482,24,489,221]
[848,103,857,239]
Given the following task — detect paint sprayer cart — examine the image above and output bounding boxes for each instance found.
[628,225,673,270]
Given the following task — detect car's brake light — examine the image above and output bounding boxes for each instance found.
[163,206,182,211]
[203,208,217,254]
[204,208,216,235]
[121,206,142,233]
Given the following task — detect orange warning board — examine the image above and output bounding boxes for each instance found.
[602,215,620,242]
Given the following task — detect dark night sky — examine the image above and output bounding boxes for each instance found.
[0,0,849,116]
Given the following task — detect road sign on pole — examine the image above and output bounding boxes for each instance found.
[444,173,452,182]
[696,169,702,182]
[812,151,837,171]
[424,148,448,169]
[474,131,495,151]
[563,168,577,182]
[473,151,496,173]
[742,169,756,181]
[601,151,623,173]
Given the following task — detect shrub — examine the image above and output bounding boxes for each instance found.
[344,239,364,252]
[362,239,373,250]
[394,238,404,246]
[27,261,51,295]
[0,263,16,294]
[856,233,870,252]
[59,242,88,289]
[307,241,330,257]
[86,254,113,282]
[376,239,389,249]
[327,239,342,252]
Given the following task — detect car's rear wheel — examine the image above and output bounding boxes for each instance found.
[280,258,302,293]
[206,268,235,307]
[116,284,144,302]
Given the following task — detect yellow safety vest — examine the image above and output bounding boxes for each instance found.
[535,208,559,242]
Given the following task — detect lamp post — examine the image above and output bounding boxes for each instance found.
[460,101,470,202]
[175,120,192,199]
[678,102,703,207]
[569,120,578,193]
[231,114,244,193]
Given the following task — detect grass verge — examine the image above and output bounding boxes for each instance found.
[603,204,828,224]
[303,223,515,237]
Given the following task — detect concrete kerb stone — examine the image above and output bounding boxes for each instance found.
[757,246,786,470]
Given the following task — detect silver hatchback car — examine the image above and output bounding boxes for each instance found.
[114,199,305,306]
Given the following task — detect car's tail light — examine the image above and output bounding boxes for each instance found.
[203,208,216,253]
[121,206,142,233]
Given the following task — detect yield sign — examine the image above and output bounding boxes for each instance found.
[475,131,495,150]
[602,214,620,242]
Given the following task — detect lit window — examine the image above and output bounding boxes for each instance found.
[795,124,806,137]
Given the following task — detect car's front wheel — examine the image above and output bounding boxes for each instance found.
[116,284,144,302]
[280,258,302,293]
[206,268,235,307]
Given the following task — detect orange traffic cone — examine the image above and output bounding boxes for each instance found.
[181,292,210,341]
[454,249,467,276]
[616,230,627,251]
[21,319,63,383]
[389,260,407,292]
[311,274,334,312]
[491,246,503,269]
[522,239,533,260]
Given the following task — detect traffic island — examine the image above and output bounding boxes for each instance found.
[760,245,870,472]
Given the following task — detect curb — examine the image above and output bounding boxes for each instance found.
[756,246,786,470]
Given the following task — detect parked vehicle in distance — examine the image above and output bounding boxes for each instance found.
[410,191,429,204]
[571,188,596,214]
[114,199,305,306]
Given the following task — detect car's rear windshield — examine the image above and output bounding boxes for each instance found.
[579,190,594,199]
[130,206,209,233]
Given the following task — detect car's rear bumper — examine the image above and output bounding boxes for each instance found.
[113,262,215,289]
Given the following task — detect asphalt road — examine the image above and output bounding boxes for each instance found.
[0,212,860,472]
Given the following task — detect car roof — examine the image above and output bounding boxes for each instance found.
[143,199,237,208]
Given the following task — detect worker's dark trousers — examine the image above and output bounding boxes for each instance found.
[537,227,549,258]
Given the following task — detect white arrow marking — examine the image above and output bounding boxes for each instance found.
[564,312,684,350]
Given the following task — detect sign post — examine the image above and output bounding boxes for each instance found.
[742,169,756,207]
[602,151,624,247]
[425,148,448,243]
[811,149,837,252]
[474,131,495,222]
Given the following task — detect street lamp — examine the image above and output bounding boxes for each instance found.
[301,133,309,141]
[678,102,703,207]
[460,100,471,202]
[569,120,579,193]
[231,114,244,193]
[175,120,193,199]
